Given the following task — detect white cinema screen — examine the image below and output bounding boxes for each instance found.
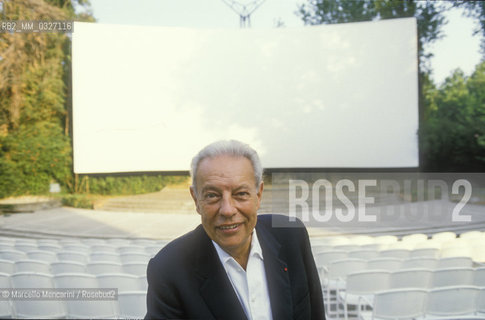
[71,18,418,173]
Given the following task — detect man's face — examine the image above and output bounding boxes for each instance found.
[190,155,263,258]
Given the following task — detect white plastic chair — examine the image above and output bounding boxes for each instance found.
[410,248,439,258]
[120,252,150,264]
[358,288,427,320]
[401,257,437,270]
[474,267,485,286]
[122,262,148,276]
[431,231,456,242]
[0,259,15,274]
[62,244,90,254]
[86,262,124,275]
[0,249,27,261]
[366,258,402,272]
[97,273,142,291]
[402,233,428,244]
[90,245,118,254]
[440,246,473,258]
[14,259,51,273]
[81,239,107,246]
[138,275,147,291]
[333,244,361,252]
[436,256,473,269]
[54,273,117,319]
[373,235,398,246]
[10,272,66,319]
[106,238,132,246]
[338,270,390,320]
[14,243,38,252]
[315,250,348,271]
[389,268,432,289]
[430,267,474,288]
[117,245,146,254]
[348,249,379,260]
[477,287,485,316]
[89,252,121,263]
[424,285,480,319]
[118,291,147,319]
[27,250,58,263]
[50,261,87,275]
[57,251,89,264]
[37,244,63,253]
[378,249,410,259]
[459,230,482,240]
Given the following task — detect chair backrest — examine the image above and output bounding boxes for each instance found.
[390,268,432,289]
[118,291,147,319]
[425,285,480,316]
[477,287,485,313]
[431,231,456,242]
[14,259,51,273]
[97,273,142,291]
[86,262,124,275]
[0,272,10,287]
[459,230,482,240]
[366,258,402,271]
[333,244,361,252]
[430,267,474,288]
[440,246,473,258]
[315,250,348,268]
[372,288,427,319]
[50,261,86,275]
[11,272,54,288]
[89,252,121,263]
[402,233,428,243]
[90,245,118,254]
[474,267,485,286]
[57,251,89,264]
[0,249,28,261]
[347,249,379,260]
[37,244,63,253]
[0,259,15,274]
[379,249,411,259]
[436,256,473,269]
[117,246,146,254]
[54,272,98,288]
[410,248,439,259]
[120,252,150,264]
[122,262,148,276]
[27,250,58,263]
[373,235,398,245]
[345,270,390,294]
[401,257,437,270]
[61,244,90,254]
[326,259,366,280]
[14,243,38,252]
[11,299,66,318]
[138,275,148,291]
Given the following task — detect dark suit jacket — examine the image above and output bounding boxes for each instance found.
[145,214,325,320]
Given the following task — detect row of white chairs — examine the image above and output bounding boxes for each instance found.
[0,272,147,318]
[311,230,485,247]
[0,236,167,247]
[0,242,163,255]
[352,286,485,320]
[315,249,484,268]
[0,249,154,264]
[0,259,148,276]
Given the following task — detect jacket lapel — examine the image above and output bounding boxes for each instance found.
[194,226,248,320]
[256,221,293,320]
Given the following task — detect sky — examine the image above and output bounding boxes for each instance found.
[87,0,482,86]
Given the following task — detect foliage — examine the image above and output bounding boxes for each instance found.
[296,0,446,72]
[456,1,485,58]
[420,62,485,171]
[79,175,188,196]
[0,0,93,198]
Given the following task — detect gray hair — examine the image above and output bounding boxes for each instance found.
[190,140,263,191]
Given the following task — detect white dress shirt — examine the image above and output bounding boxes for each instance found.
[212,230,273,320]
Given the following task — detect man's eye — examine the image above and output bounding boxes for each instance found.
[236,192,249,197]
[205,193,218,199]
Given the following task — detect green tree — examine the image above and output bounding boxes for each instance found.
[297,0,446,72]
[0,0,93,197]
[420,62,485,171]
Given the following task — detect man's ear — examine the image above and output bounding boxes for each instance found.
[190,186,201,215]
[256,181,264,208]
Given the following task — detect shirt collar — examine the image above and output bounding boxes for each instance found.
[212,228,264,266]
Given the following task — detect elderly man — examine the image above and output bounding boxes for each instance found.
[145,140,324,320]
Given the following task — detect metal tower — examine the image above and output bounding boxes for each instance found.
[221,0,266,28]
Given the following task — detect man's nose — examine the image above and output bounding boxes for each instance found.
[219,194,237,217]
